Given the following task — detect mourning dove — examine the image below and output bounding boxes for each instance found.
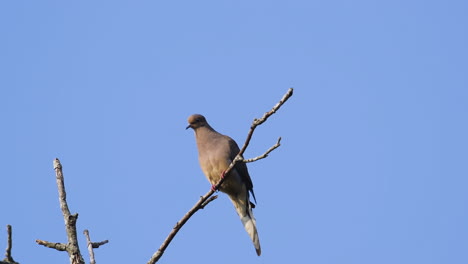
[186,114,261,256]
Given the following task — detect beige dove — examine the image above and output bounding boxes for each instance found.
[186,114,261,256]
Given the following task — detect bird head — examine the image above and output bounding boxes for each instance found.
[186,114,207,130]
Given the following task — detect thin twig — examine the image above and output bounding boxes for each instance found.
[83,230,95,264]
[83,230,108,264]
[200,195,218,209]
[91,240,109,249]
[83,229,109,264]
[36,159,85,264]
[147,88,293,264]
[5,225,13,263]
[237,88,293,156]
[35,240,67,251]
[244,137,282,163]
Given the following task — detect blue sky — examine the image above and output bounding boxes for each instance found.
[1,1,467,263]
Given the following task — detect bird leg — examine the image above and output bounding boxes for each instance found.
[211,171,226,191]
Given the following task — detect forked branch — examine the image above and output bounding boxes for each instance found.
[84,229,109,264]
[36,159,108,264]
[35,158,85,264]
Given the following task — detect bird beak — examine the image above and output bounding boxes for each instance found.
[186,124,192,130]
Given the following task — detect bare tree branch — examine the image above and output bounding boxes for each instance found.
[5,225,14,263]
[147,88,293,264]
[83,230,95,264]
[83,230,108,264]
[91,240,109,249]
[36,158,85,264]
[35,240,67,251]
[1,225,18,264]
[237,88,293,157]
[243,137,282,163]
[199,195,218,209]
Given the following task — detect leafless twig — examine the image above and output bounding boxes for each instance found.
[244,137,282,163]
[1,225,18,264]
[36,158,85,264]
[147,88,293,264]
[200,195,218,209]
[83,230,108,264]
[90,240,109,249]
[35,240,68,251]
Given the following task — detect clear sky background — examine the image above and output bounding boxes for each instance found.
[1,1,467,263]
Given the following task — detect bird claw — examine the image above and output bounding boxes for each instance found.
[211,171,226,192]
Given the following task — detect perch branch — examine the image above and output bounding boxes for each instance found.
[36,158,85,264]
[147,88,293,264]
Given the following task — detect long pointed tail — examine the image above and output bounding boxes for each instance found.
[229,195,261,256]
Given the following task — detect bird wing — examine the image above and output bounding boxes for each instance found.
[226,136,257,204]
